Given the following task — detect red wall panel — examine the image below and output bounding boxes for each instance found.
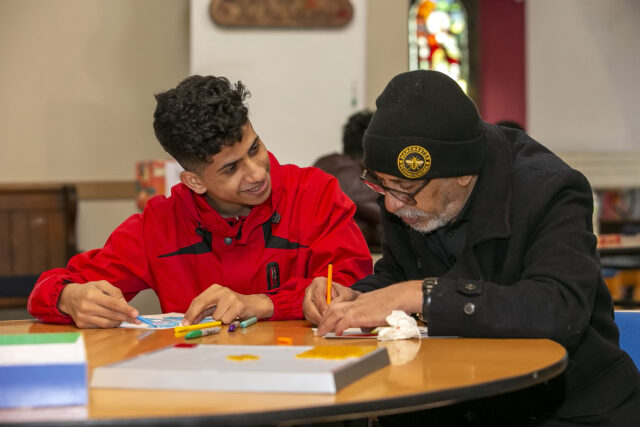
[477,0,526,129]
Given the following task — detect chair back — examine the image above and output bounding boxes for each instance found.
[0,185,77,307]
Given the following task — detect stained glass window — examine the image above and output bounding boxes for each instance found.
[409,0,469,93]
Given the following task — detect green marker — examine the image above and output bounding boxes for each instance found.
[185,326,221,339]
[240,316,258,328]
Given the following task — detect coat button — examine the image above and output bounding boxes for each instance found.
[224,237,233,245]
[464,302,475,315]
[464,283,476,291]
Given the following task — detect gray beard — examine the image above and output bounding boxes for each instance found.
[393,179,462,233]
[394,206,459,234]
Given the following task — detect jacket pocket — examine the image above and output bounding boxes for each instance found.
[266,262,280,291]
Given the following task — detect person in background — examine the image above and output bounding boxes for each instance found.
[314,110,382,252]
[28,75,372,328]
[304,70,640,425]
[495,119,525,131]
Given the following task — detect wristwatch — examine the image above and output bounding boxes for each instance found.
[418,277,438,322]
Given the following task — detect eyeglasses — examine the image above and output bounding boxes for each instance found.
[359,169,430,206]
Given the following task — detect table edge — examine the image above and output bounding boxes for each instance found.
[11,342,568,427]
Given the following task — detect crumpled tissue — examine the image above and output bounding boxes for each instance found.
[377,310,421,341]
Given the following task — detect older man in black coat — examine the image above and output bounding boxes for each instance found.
[304,70,640,425]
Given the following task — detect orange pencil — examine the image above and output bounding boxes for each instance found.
[326,263,333,305]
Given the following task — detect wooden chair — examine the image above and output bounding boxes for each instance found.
[0,185,77,308]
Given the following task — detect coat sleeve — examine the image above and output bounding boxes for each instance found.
[351,246,405,292]
[429,169,602,350]
[27,214,151,324]
[265,173,373,320]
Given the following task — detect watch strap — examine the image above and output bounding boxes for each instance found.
[419,277,438,323]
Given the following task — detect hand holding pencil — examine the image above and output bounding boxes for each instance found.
[302,264,360,325]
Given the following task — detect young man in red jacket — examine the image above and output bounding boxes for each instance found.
[28,75,373,328]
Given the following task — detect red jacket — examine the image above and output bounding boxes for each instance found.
[28,153,373,323]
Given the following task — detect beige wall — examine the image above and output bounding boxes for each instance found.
[365,0,409,108]
[0,0,190,252]
[0,0,189,182]
[526,0,640,188]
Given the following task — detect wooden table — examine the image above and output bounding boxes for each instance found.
[0,320,567,426]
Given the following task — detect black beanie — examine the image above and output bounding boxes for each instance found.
[363,70,485,180]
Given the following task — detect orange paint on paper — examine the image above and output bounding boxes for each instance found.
[296,345,376,360]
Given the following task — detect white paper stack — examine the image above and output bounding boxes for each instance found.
[92,344,389,394]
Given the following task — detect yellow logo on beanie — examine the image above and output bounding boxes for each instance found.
[397,146,431,178]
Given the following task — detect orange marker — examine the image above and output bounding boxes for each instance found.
[277,336,293,345]
[326,263,333,305]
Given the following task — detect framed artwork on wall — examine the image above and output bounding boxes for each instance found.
[210,0,353,28]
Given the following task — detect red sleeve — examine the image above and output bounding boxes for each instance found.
[27,214,151,324]
[266,172,373,320]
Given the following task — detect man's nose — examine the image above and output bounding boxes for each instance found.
[384,193,406,213]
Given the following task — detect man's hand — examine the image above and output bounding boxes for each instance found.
[303,276,360,325]
[316,280,423,336]
[182,284,274,326]
[58,281,139,328]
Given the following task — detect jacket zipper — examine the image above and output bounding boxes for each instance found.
[266,262,280,290]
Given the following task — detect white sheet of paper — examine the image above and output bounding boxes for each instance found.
[119,312,215,329]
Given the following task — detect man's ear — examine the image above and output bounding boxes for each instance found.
[456,175,476,187]
[180,170,207,195]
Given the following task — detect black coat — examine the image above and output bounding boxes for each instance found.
[353,123,640,418]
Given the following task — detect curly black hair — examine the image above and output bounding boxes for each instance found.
[342,109,373,159]
[153,75,251,171]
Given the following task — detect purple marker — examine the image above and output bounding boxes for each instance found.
[228,320,240,332]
